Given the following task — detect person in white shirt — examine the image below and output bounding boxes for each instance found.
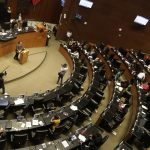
[57,64,68,85]
[137,72,145,81]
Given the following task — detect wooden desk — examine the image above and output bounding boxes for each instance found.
[0,31,47,57]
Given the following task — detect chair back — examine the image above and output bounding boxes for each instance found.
[0,138,6,149]
[33,129,48,143]
[13,133,28,146]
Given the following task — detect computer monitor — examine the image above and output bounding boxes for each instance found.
[79,0,93,8]
[134,15,149,26]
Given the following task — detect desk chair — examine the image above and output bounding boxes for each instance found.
[0,138,6,150]
[100,135,109,145]
[44,102,55,112]
[75,110,89,126]
[71,83,81,95]
[11,133,28,148]
[31,129,48,144]
[32,104,45,116]
[52,124,66,139]
[0,109,5,119]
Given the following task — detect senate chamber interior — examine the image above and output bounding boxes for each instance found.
[0,0,150,150]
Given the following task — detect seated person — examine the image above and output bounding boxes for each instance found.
[51,115,61,131]
[0,127,6,139]
[88,48,97,60]
[118,98,127,112]
[137,71,146,82]
[139,81,149,92]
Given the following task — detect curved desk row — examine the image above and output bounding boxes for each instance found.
[15,124,103,150]
[109,46,149,149]
[0,42,110,150]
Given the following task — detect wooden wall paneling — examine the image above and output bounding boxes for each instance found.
[7,0,62,23]
[57,0,150,53]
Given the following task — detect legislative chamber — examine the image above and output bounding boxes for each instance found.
[0,0,149,150]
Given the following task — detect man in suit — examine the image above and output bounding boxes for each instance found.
[0,71,7,94]
[14,41,23,61]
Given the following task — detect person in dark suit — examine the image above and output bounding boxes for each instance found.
[45,31,51,46]
[0,71,7,94]
[14,41,23,61]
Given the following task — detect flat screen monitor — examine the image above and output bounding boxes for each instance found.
[79,0,93,8]
[134,15,149,26]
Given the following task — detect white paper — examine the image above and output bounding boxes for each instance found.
[39,121,44,126]
[70,105,78,111]
[21,123,25,128]
[71,135,77,141]
[42,143,47,148]
[32,119,38,126]
[14,98,24,105]
[26,122,31,127]
[78,134,86,142]
[62,140,69,148]
[142,105,148,110]
[116,82,121,86]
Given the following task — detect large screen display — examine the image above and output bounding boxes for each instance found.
[79,0,93,8]
[134,15,149,26]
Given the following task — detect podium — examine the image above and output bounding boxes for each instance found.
[19,49,29,64]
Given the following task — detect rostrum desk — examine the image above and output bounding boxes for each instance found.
[0,28,47,57]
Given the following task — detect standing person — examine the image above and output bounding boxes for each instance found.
[14,41,23,60]
[45,31,51,46]
[18,13,22,21]
[0,71,7,94]
[57,64,68,85]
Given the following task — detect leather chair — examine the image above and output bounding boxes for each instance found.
[0,138,6,150]
[31,129,48,144]
[11,133,28,148]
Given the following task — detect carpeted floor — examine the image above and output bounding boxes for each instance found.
[1,36,70,96]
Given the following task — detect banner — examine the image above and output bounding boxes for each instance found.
[32,0,41,6]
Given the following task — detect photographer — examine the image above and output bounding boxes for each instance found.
[57,64,68,85]
[0,71,7,94]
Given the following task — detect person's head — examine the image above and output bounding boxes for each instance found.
[63,63,67,68]
[53,115,60,120]
[95,57,100,61]
[18,41,22,45]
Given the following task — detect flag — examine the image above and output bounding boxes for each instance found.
[32,0,41,6]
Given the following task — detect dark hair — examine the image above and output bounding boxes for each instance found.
[63,64,67,68]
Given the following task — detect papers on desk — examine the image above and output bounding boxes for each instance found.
[62,140,69,148]
[39,121,44,126]
[116,82,121,86]
[70,105,78,111]
[14,98,24,105]
[32,119,44,126]
[21,122,25,128]
[26,122,31,127]
[142,105,148,110]
[41,143,47,148]
[32,119,38,125]
[115,85,123,92]
[71,135,77,141]
[78,134,86,142]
